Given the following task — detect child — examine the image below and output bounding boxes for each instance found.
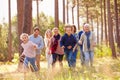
[20,33,38,72]
[50,27,64,68]
[60,25,77,68]
[44,29,53,68]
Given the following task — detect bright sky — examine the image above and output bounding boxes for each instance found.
[0,0,80,28]
[0,0,65,23]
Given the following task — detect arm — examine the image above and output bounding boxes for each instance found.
[60,36,65,49]
[37,36,44,50]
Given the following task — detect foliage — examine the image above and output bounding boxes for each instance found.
[94,45,112,57]
[0,24,8,61]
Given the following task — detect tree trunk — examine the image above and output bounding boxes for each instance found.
[8,0,12,62]
[114,0,120,49]
[77,0,80,30]
[72,7,74,24]
[100,0,103,44]
[103,0,108,46]
[66,0,69,23]
[17,0,24,56]
[54,0,59,28]
[63,0,65,24]
[23,0,32,34]
[97,17,99,44]
[107,0,117,58]
[36,0,39,26]
[86,5,89,23]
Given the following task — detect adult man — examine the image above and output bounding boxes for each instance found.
[29,26,44,71]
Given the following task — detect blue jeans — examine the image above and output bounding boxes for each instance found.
[80,47,85,65]
[64,50,74,67]
[72,49,78,67]
[84,51,94,67]
[24,57,38,71]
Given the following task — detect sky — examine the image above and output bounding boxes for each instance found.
[0,0,80,28]
[0,0,67,23]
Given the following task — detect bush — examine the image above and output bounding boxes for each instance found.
[94,45,112,57]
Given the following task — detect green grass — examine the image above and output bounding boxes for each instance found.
[0,57,120,80]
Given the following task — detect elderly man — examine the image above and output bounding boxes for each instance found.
[79,23,96,68]
[29,26,44,71]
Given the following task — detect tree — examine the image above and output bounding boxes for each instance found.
[100,0,104,43]
[77,0,80,30]
[66,0,69,23]
[8,0,12,62]
[23,0,32,34]
[54,0,59,28]
[103,0,108,45]
[114,0,120,49]
[107,0,117,58]
[17,0,24,56]
[63,0,65,24]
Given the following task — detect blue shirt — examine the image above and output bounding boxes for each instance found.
[60,33,77,51]
[29,34,44,54]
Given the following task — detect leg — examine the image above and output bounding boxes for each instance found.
[80,47,85,66]
[52,53,57,68]
[72,50,78,67]
[29,57,38,72]
[89,51,94,67]
[68,50,74,67]
[47,54,53,68]
[23,57,29,72]
[36,54,40,71]
[84,51,90,67]
[58,54,64,67]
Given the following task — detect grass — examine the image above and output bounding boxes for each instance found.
[0,57,120,80]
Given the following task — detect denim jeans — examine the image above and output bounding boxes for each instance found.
[64,50,74,67]
[72,49,78,67]
[84,51,94,67]
[24,57,38,71]
[80,47,85,66]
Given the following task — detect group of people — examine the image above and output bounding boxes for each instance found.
[20,23,96,72]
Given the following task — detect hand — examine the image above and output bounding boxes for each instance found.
[67,46,72,49]
[33,45,37,49]
[78,40,82,45]
[92,42,96,47]
[61,46,65,49]
[73,47,75,52]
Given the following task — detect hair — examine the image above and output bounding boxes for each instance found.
[52,27,58,32]
[72,25,76,33]
[83,23,90,28]
[44,29,52,39]
[33,25,40,32]
[20,33,29,40]
[64,24,72,31]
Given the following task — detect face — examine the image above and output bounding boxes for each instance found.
[47,31,52,38]
[34,30,39,37]
[22,35,28,43]
[53,28,59,35]
[84,26,90,32]
[66,27,72,36]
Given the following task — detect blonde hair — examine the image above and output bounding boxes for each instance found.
[44,29,52,39]
[20,33,29,40]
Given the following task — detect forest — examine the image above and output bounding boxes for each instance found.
[0,0,120,80]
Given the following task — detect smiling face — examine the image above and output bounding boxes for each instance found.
[65,27,72,36]
[53,27,59,35]
[84,24,90,32]
[20,33,29,43]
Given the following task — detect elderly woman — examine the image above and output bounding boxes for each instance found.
[78,23,96,68]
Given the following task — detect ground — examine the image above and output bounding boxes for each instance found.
[0,57,120,80]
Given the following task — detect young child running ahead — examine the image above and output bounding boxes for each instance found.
[20,33,38,72]
[60,25,77,68]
